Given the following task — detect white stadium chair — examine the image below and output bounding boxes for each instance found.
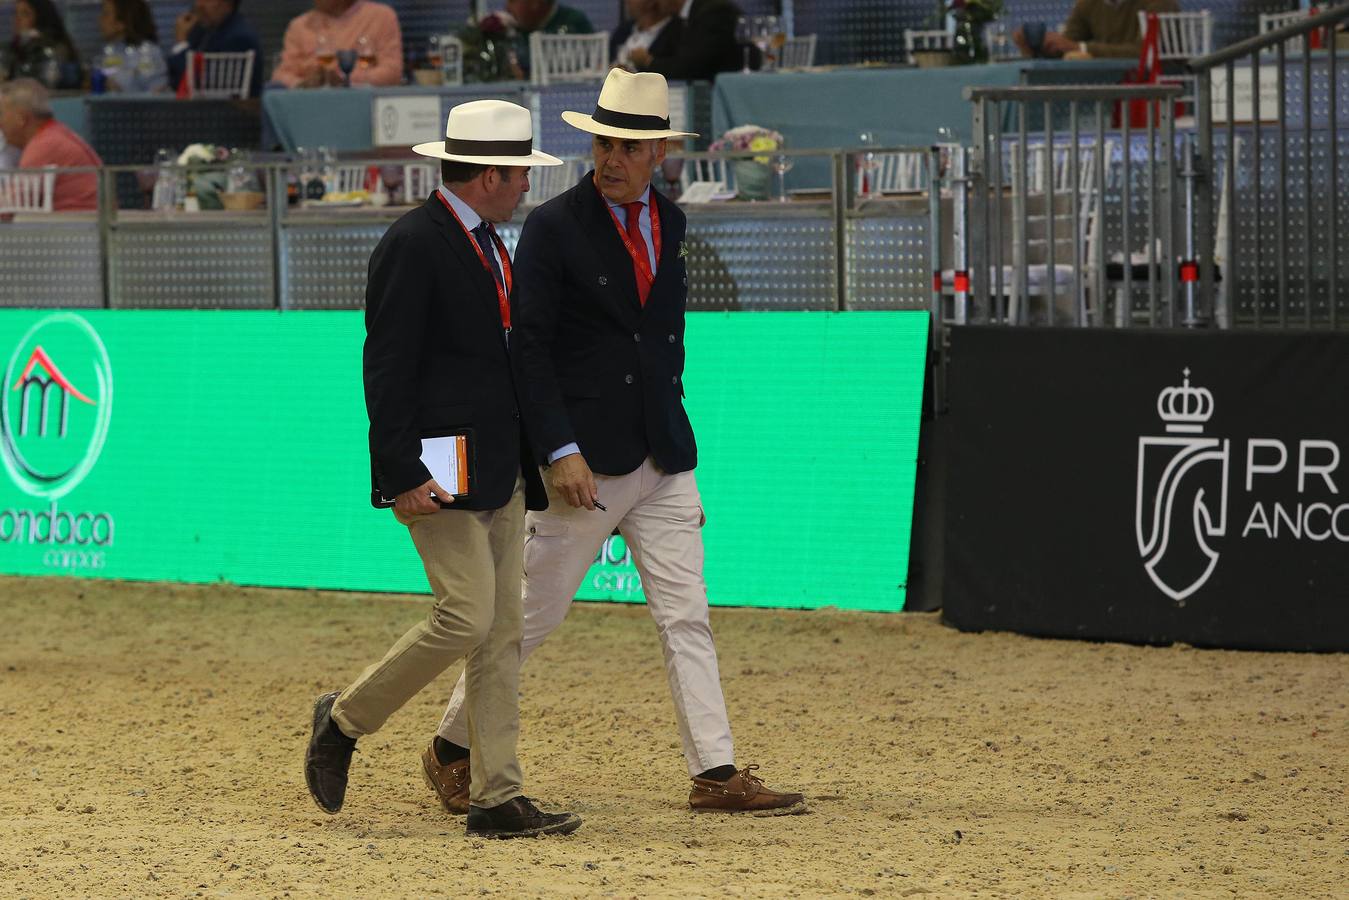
[1137,10,1213,59]
[529,32,609,85]
[526,157,584,206]
[779,34,817,69]
[185,50,255,99]
[0,169,55,214]
[402,163,438,205]
[437,34,464,86]
[904,29,953,64]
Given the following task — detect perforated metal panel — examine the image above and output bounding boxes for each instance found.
[110,219,273,308]
[845,211,930,309]
[283,222,385,310]
[683,205,836,310]
[0,221,102,308]
[532,82,607,158]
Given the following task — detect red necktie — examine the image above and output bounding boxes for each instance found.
[623,200,652,306]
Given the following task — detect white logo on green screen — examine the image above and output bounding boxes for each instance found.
[1,313,113,500]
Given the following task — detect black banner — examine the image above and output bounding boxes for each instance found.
[941,327,1349,651]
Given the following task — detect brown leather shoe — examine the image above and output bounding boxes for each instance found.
[689,765,808,815]
[421,744,470,815]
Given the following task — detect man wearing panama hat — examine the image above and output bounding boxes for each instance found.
[424,70,806,816]
[303,99,582,839]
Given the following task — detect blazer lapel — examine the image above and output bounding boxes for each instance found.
[573,174,644,320]
[425,195,509,348]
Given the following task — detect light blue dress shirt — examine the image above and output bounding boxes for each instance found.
[437,184,505,277]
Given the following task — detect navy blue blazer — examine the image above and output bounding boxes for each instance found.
[512,173,697,477]
[363,195,546,512]
[167,11,264,97]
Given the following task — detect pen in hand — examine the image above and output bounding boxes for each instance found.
[593,500,607,511]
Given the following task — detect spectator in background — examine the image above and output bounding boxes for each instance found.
[611,0,679,71]
[506,0,594,79]
[0,79,102,211]
[168,0,263,97]
[97,0,169,93]
[272,0,403,88]
[627,0,742,80]
[1015,0,1178,59]
[4,0,82,90]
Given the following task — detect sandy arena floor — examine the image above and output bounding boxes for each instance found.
[0,575,1345,898]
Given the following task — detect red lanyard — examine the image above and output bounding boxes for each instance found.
[596,180,661,297]
[436,190,513,332]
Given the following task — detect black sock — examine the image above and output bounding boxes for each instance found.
[434,736,469,766]
[697,764,737,782]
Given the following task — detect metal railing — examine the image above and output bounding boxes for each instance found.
[0,149,945,312]
[1191,3,1349,328]
[961,83,1183,331]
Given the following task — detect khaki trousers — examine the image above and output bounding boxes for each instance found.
[330,481,525,808]
[436,458,735,776]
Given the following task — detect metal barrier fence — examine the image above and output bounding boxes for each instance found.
[0,150,940,313]
[1192,4,1349,328]
[958,84,1184,333]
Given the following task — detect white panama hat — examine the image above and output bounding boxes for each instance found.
[413,99,562,166]
[561,69,699,141]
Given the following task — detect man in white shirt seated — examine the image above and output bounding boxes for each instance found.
[610,0,679,71]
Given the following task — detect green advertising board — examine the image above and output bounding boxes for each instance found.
[0,310,926,611]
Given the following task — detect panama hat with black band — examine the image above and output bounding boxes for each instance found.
[413,98,563,166]
[561,69,698,141]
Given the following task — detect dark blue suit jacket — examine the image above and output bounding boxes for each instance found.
[167,11,264,97]
[513,173,697,477]
[363,195,546,512]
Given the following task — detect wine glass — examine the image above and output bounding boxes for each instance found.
[857,131,880,199]
[754,16,779,71]
[381,164,405,204]
[336,49,358,86]
[735,17,753,73]
[315,33,335,86]
[428,34,444,70]
[771,137,794,202]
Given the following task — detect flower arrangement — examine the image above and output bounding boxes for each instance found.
[946,0,1003,26]
[173,144,242,209]
[459,12,518,83]
[176,143,231,167]
[936,0,1003,64]
[710,124,784,164]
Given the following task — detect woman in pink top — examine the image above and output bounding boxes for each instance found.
[0,78,102,211]
[273,0,404,88]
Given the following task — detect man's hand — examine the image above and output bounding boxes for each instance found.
[628,46,653,69]
[299,65,343,88]
[394,477,455,521]
[548,453,598,510]
[175,10,198,43]
[1040,31,1078,57]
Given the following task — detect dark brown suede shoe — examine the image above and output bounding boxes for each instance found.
[421,744,470,815]
[465,796,582,839]
[689,765,808,815]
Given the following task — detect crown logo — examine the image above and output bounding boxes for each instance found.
[1157,368,1214,433]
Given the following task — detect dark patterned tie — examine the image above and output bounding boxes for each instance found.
[472,221,505,291]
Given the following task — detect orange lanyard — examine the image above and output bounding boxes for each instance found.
[436,190,513,332]
[597,181,662,294]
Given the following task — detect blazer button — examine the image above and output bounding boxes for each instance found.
[671,376,678,385]
[633,332,641,342]
[625,374,634,384]
[598,275,608,286]
[667,334,675,343]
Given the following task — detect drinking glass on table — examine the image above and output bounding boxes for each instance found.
[857,131,881,199]
[428,34,444,71]
[754,16,779,71]
[336,48,358,86]
[735,17,753,72]
[315,32,335,84]
[771,137,794,202]
[356,34,376,70]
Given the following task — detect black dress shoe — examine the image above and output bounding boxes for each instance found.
[465,796,582,839]
[304,691,357,814]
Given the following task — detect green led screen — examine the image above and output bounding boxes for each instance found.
[0,310,927,611]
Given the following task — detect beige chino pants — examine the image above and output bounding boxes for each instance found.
[436,458,736,776]
[330,481,525,808]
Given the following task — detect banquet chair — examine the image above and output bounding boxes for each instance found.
[903,29,953,64]
[530,33,608,85]
[402,163,438,204]
[0,169,54,214]
[526,157,584,205]
[779,35,817,68]
[185,50,255,100]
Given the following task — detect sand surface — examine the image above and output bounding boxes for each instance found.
[1,576,1345,898]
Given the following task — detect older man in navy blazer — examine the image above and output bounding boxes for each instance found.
[423,70,806,816]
